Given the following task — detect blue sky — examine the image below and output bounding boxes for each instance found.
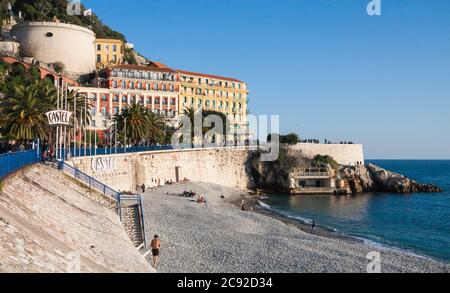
[83,0,450,159]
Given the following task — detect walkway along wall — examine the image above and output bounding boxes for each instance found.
[71,148,254,192]
[70,145,365,192]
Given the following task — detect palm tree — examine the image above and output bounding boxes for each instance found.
[113,104,165,145]
[181,106,230,145]
[0,80,90,144]
[0,82,54,141]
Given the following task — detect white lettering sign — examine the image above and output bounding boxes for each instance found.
[46,110,73,126]
[91,157,117,173]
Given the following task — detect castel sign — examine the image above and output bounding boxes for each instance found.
[45,110,73,126]
[91,157,117,173]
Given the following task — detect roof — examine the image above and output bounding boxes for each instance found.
[95,38,124,43]
[148,61,170,69]
[109,64,176,73]
[176,69,244,83]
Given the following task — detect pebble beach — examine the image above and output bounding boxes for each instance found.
[142,182,449,273]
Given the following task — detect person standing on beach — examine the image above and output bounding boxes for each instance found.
[151,235,161,268]
[311,220,316,235]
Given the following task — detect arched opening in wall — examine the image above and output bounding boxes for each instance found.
[29,67,41,80]
[43,74,55,85]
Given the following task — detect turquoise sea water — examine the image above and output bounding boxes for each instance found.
[261,160,450,262]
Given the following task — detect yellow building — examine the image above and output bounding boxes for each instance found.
[95,38,124,69]
[177,70,249,142]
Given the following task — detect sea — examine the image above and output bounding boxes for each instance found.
[259,160,450,263]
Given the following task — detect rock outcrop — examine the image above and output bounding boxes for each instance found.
[340,164,442,194]
[365,164,442,193]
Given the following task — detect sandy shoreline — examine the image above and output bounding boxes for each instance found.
[141,182,449,273]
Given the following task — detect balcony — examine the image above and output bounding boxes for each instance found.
[292,168,331,179]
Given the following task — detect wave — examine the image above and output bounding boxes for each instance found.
[257,200,436,260]
[257,200,272,211]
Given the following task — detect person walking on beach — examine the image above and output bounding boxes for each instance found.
[311,220,316,235]
[241,199,247,211]
[151,235,161,268]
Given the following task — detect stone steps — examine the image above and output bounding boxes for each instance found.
[120,204,145,247]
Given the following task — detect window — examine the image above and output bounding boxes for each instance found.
[91,107,97,115]
[113,95,119,102]
[105,44,109,51]
[96,54,101,63]
[91,120,96,127]
[90,94,97,101]
[101,107,107,117]
[112,44,117,52]
[122,96,128,103]
[101,94,107,101]
[112,55,117,63]
[113,81,117,88]
[113,107,119,115]
[97,44,101,51]
[184,97,187,103]
[146,97,151,104]
[121,81,126,88]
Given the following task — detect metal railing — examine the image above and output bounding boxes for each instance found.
[67,145,173,158]
[292,169,331,178]
[59,161,121,202]
[59,161,147,249]
[0,149,40,180]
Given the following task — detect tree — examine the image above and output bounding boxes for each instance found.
[0,63,90,144]
[0,82,54,141]
[113,104,165,145]
[312,155,339,169]
[268,133,300,145]
[181,107,230,145]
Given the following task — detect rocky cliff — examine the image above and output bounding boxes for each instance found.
[340,164,442,194]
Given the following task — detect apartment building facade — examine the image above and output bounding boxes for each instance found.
[177,70,249,141]
[71,64,180,135]
[95,38,124,69]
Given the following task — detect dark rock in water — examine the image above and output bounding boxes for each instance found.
[365,164,442,194]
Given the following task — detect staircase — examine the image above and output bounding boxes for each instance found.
[120,204,145,247]
[59,161,147,249]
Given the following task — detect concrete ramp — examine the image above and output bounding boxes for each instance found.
[0,165,154,273]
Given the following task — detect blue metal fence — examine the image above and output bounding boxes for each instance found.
[59,161,147,248]
[0,149,40,180]
[66,145,174,158]
[59,161,121,202]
